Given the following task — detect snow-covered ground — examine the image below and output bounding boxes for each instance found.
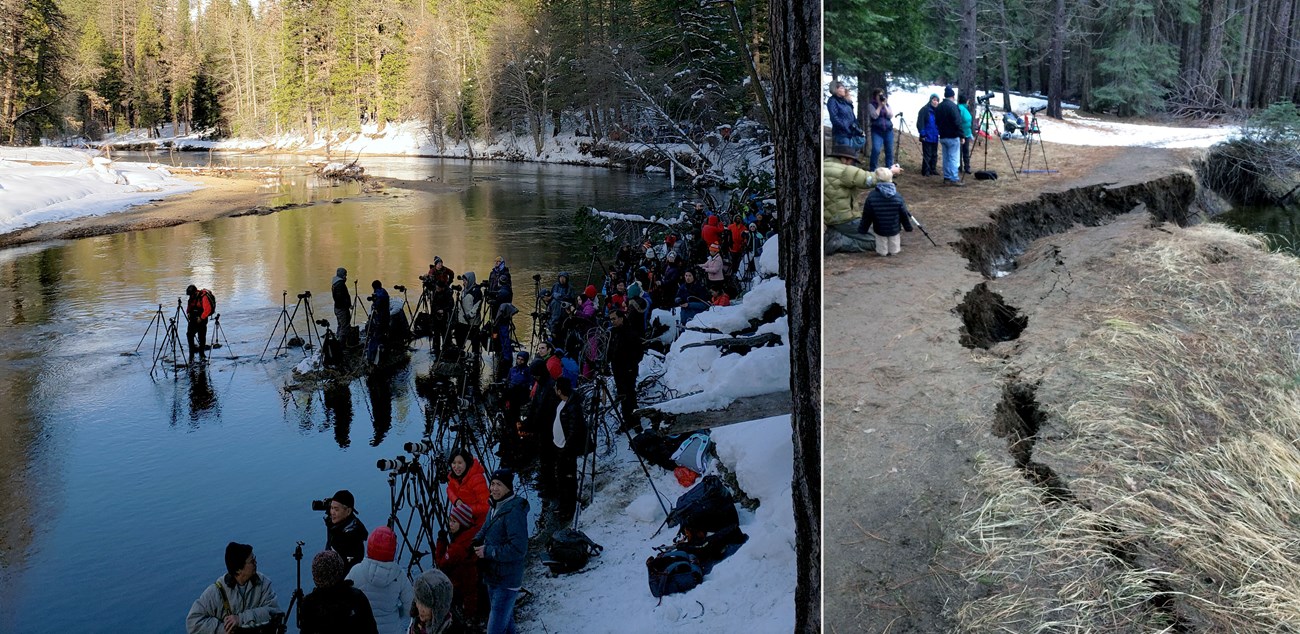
[0,146,200,234]
[520,414,794,633]
[824,75,1239,149]
[519,232,794,631]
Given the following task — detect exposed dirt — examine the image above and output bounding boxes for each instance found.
[822,140,1206,633]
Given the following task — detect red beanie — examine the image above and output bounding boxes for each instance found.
[584,285,597,298]
[610,294,625,305]
[368,526,397,563]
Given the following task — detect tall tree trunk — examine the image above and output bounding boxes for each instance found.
[1238,0,1257,107]
[725,0,772,126]
[998,0,1014,112]
[1198,0,1227,108]
[769,0,820,632]
[1263,0,1294,105]
[958,0,977,112]
[1047,0,1066,118]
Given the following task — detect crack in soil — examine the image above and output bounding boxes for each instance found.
[954,283,1029,350]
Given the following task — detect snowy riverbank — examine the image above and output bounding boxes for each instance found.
[0,147,201,235]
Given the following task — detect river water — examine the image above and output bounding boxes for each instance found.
[1215,204,1300,255]
[0,155,677,632]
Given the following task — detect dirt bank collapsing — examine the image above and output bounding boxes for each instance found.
[955,172,1200,278]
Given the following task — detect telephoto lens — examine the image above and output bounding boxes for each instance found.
[394,285,406,293]
[310,498,331,511]
[298,291,311,299]
[403,438,436,455]
[376,455,409,471]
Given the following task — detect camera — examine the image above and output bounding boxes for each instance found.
[1031,105,1046,114]
[315,319,330,328]
[298,291,311,299]
[394,284,407,293]
[404,438,436,455]
[376,455,410,472]
[977,92,992,105]
[532,273,542,281]
[311,498,333,511]
[451,284,462,292]
[366,294,375,302]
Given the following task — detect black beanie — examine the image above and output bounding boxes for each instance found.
[490,468,515,492]
[225,542,253,575]
[943,85,955,98]
[332,489,355,511]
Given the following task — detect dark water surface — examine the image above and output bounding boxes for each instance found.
[0,155,676,632]
[1215,203,1300,255]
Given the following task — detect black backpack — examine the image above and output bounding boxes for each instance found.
[630,431,685,471]
[674,524,749,574]
[974,170,998,180]
[666,475,739,534]
[545,528,603,574]
[646,550,704,598]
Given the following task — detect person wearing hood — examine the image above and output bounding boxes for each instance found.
[407,569,455,634]
[859,167,913,257]
[700,214,724,248]
[446,449,490,529]
[473,469,530,634]
[345,528,413,634]
[298,550,379,634]
[332,267,352,332]
[491,304,518,381]
[186,542,283,634]
[546,273,572,337]
[452,271,483,357]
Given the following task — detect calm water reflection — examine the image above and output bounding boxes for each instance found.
[0,156,675,632]
[1216,204,1300,255]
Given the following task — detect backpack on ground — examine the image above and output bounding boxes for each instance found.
[545,528,603,574]
[630,431,686,471]
[974,170,998,180]
[666,475,739,534]
[411,312,434,338]
[674,524,749,574]
[646,550,704,599]
[671,432,712,475]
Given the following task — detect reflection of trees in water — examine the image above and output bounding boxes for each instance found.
[0,367,45,587]
[323,382,353,448]
[1220,205,1300,255]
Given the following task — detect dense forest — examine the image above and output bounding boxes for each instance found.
[0,0,772,146]
[826,0,1300,120]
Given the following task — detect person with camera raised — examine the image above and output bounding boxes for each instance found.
[365,281,391,365]
[186,542,283,634]
[473,469,529,634]
[322,489,369,572]
[298,550,379,634]
[867,87,895,171]
[185,284,216,364]
[332,268,351,333]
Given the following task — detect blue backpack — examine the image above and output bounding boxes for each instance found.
[560,356,580,385]
[646,550,704,599]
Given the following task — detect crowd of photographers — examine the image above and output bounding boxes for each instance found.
[184,197,776,634]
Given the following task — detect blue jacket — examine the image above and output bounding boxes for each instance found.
[917,105,939,143]
[479,494,529,587]
[859,183,913,238]
[827,94,863,139]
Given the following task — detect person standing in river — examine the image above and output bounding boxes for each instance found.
[185,285,216,363]
[332,267,351,333]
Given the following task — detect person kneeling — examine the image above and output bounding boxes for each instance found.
[859,167,913,257]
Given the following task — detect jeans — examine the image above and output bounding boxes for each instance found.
[870,129,895,170]
[940,137,961,182]
[486,584,520,634]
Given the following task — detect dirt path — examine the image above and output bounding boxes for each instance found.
[822,141,1200,632]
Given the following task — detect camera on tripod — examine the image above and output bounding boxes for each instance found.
[376,455,413,473]
[1030,105,1046,115]
[315,319,331,329]
[393,284,406,293]
[977,92,993,105]
[297,291,311,300]
[532,273,542,282]
[450,284,462,292]
[404,438,437,455]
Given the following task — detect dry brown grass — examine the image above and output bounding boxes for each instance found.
[954,225,1300,632]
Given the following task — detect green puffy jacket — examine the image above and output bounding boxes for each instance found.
[823,157,878,226]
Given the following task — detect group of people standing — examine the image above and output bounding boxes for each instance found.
[829,81,976,185]
[186,463,530,634]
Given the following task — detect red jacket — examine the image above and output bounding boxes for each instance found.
[711,294,731,307]
[701,216,723,246]
[446,458,490,529]
[434,527,480,619]
[545,354,563,380]
[727,223,746,253]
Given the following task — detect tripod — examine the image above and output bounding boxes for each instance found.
[529,274,547,349]
[893,112,918,166]
[208,314,235,359]
[277,541,306,634]
[139,299,187,377]
[260,291,321,361]
[1019,107,1052,174]
[974,97,1020,179]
